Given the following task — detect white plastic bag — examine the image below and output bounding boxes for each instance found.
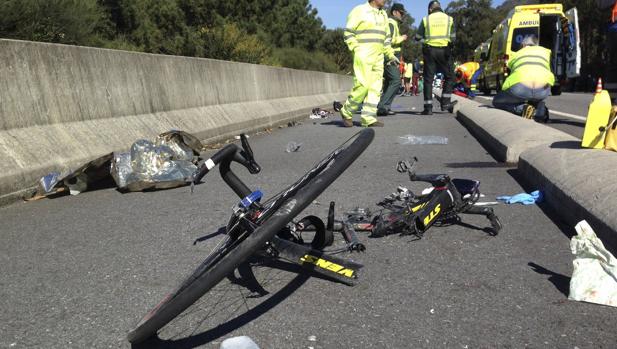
[568,220,617,307]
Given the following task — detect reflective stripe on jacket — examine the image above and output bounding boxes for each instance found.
[422,12,453,47]
[502,46,555,90]
[388,17,403,53]
[344,3,394,62]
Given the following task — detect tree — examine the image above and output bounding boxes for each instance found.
[317,29,353,73]
[199,23,272,64]
[445,0,500,62]
[0,0,107,45]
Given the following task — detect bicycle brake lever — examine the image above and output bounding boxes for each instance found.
[239,134,261,174]
[240,134,253,158]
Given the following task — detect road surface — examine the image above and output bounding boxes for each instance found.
[2,94,615,348]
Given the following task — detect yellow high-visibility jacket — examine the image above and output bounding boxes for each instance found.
[502,45,555,90]
[421,11,454,47]
[344,3,395,63]
[388,17,404,54]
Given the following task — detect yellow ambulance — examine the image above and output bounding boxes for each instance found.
[473,39,491,64]
[478,4,580,96]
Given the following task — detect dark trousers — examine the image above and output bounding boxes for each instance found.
[377,53,402,112]
[422,45,454,107]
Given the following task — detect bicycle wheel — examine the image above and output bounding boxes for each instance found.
[127,129,374,344]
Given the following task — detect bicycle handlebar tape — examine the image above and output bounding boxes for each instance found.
[240,190,263,209]
[194,158,216,183]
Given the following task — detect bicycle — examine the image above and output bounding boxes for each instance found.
[127,129,374,344]
[371,158,502,238]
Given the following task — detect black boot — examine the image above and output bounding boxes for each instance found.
[440,97,458,113]
[421,104,433,115]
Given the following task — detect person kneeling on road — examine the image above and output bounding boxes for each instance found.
[492,36,554,121]
[340,0,399,128]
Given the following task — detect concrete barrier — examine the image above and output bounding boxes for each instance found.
[0,39,352,205]
[447,90,617,253]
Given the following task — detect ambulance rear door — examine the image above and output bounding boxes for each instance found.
[565,7,581,78]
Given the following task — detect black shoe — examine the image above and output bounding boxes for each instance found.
[387,110,396,115]
[421,108,433,115]
[377,109,388,116]
[441,100,458,112]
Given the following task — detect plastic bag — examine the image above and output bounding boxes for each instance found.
[397,135,448,145]
[568,220,617,307]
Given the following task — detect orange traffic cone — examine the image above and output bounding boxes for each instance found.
[595,78,603,94]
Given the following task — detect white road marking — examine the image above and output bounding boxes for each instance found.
[474,95,587,121]
[549,110,587,121]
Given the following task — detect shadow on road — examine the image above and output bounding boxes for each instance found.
[548,118,585,128]
[445,161,515,169]
[505,169,575,240]
[528,262,570,297]
[549,141,581,150]
[131,259,341,349]
[320,120,362,127]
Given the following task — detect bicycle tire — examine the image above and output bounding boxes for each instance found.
[127,129,374,344]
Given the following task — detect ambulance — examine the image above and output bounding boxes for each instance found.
[478,4,581,96]
[473,39,491,64]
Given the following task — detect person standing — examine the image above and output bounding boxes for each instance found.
[377,3,408,116]
[415,1,457,115]
[411,58,422,96]
[492,36,554,120]
[339,0,399,127]
[403,61,414,95]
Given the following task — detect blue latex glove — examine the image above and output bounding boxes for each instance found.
[496,190,543,205]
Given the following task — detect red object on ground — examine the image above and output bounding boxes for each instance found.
[453,90,467,98]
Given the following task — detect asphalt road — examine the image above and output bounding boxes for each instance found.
[2,94,615,348]
[473,92,592,139]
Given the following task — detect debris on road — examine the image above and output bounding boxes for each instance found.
[220,336,260,349]
[397,135,448,145]
[310,107,333,119]
[27,130,205,200]
[496,190,543,205]
[333,101,343,112]
[569,220,617,307]
[286,141,303,153]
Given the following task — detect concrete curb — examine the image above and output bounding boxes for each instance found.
[438,89,617,252]
[518,143,617,252]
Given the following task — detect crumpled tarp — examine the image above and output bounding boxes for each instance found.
[27,130,204,199]
[569,220,617,307]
